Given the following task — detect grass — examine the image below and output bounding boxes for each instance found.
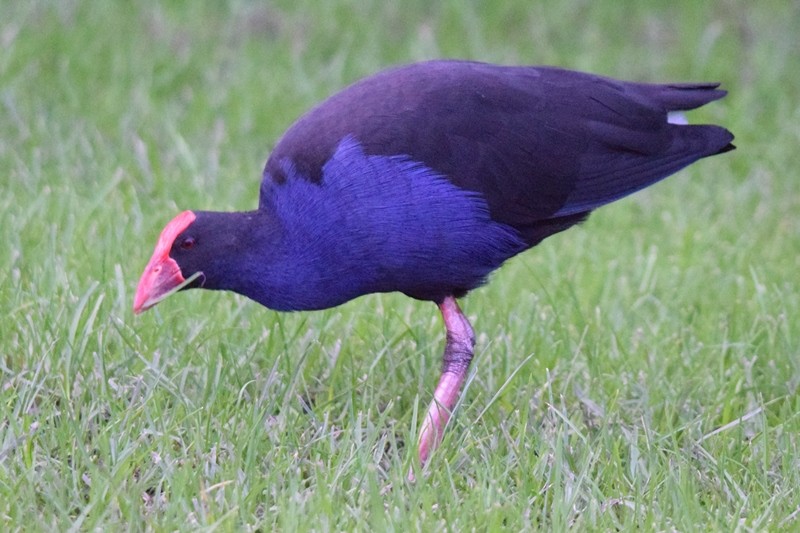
[1,0,799,530]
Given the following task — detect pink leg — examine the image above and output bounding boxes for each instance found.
[413,296,475,476]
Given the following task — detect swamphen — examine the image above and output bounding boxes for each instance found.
[134,60,734,472]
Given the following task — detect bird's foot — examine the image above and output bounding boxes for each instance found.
[409,296,475,481]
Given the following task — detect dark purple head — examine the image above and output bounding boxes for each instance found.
[134,210,279,313]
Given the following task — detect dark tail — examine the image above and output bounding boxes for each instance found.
[637,82,728,111]
[550,82,735,217]
[644,82,736,154]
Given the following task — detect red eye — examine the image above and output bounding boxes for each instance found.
[180,237,195,250]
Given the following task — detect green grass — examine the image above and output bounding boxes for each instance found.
[2,0,799,530]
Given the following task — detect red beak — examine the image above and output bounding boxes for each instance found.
[133,210,196,314]
[133,255,185,314]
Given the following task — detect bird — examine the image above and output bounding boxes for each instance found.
[134,59,734,475]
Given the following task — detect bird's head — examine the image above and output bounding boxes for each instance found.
[134,209,278,314]
[133,210,206,314]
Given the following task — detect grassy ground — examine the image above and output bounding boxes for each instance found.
[2,0,799,530]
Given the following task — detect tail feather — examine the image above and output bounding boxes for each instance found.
[635,82,728,111]
[551,123,735,217]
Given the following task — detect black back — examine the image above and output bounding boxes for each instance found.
[262,60,734,245]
